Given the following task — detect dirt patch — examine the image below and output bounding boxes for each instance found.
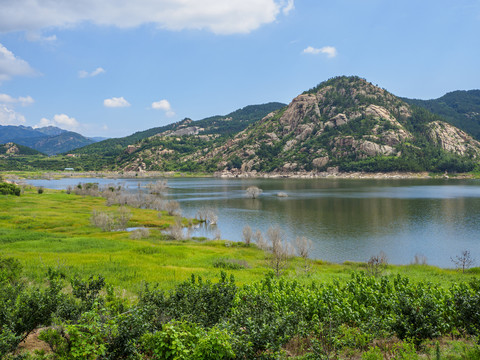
[16,328,51,354]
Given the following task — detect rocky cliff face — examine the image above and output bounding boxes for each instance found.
[426,121,480,157]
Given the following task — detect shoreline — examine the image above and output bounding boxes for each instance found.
[2,169,478,180]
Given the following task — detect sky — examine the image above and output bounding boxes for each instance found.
[0,0,479,138]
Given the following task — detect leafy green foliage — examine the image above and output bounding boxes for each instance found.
[0,182,20,196]
[3,262,480,359]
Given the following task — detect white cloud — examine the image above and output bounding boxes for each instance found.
[151,99,175,117]
[302,46,338,58]
[282,0,295,15]
[0,105,26,125]
[78,67,105,78]
[0,43,36,83]
[35,114,80,131]
[104,97,131,108]
[0,1,294,35]
[25,31,57,43]
[0,93,34,106]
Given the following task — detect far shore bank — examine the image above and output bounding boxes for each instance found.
[2,169,479,180]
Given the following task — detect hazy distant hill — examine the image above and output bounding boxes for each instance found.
[404,90,480,140]
[116,76,480,174]
[0,125,96,155]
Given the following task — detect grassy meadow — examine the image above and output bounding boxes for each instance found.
[0,185,478,296]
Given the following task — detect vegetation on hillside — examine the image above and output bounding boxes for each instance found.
[69,102,285,157]
[0,143,43,156]
[404,90,480,140]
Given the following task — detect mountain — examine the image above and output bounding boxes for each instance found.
[34,126,68,137]
[29,131,96,155]
[0,142,43,156]
[0,125,45,143]
[404,90,480,140]
[0,125,96,155]
[115,76,480,174]
[70,102,286,157]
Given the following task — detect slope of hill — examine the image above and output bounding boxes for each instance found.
[0,125,95,155]
[70,102,286,157]
[0,142,43,156]
[115,76,480,174]
[404,90,480,140]
[29,132,95,155]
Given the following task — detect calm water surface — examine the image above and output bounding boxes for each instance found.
[27,177,480,267]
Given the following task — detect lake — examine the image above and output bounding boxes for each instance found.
[26,177,480,267]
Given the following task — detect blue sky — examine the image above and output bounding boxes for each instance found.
[0,0,479,137]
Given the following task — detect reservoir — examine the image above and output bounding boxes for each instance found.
[27,177,480,268]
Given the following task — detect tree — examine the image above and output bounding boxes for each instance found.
[295,236,313,273]
[246,186,262,199]
[266,226,293,277]
[242,225,252,246]
[451,250,475,273]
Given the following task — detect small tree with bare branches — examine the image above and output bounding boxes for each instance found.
[242,225,253,246]
[267,226,293,277]
[253,229,267,250]
[451,250,475,273]
[295,236,313,273]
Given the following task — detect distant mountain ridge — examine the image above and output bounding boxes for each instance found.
[0,125,96,155]
[403,90,480,140]
[71,102,286,156]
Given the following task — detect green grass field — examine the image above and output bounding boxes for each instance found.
[1,185,478,297]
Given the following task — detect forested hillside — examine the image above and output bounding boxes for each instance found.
[404,90,480,140]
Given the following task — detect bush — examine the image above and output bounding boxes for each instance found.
[213,258,249,270]
[0,182,20,196]
[141,321,203,360]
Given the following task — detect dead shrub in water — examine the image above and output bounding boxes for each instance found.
[196,207,218,224]
[246,186,262,199]
[168,217,184,240]
[147,180,168,195]
[165,200,181,216]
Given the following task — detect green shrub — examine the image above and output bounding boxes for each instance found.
[361,346,383,360]
[0,182,20,196]
[213,258,249,270]
[141,321,203,360]
[192,326,235,360]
